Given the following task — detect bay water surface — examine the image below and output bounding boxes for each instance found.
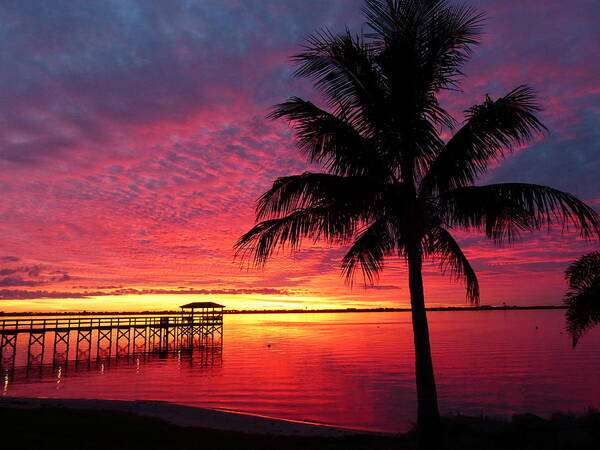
[3,310,599,432]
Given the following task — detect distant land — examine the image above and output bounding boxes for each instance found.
[0,305,566,317]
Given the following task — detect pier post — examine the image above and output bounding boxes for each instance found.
[53,330,71,367]
[76,329,92,366]
[148,326,160,351]
[116,327,131,357]
[26,332,46,375]
[0,333,17,372]
[97,329,112,359]
[133,327,147,354]
[166,324,176,351]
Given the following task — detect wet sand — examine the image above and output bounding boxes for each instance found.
[0,396,375,437]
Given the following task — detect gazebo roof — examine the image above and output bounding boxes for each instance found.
[180,302,224,309]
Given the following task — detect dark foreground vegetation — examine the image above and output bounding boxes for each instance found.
[2,406,598,450]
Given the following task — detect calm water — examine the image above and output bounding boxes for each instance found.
[2,310,600,432]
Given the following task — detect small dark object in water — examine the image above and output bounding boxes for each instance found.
[267,344,271,348]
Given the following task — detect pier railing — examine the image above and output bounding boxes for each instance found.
[0,314,223,334]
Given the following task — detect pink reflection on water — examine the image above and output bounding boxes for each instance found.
[3,311,600,432]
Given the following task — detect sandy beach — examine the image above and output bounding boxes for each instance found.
[0,396,373,437]
[3,395,599,449]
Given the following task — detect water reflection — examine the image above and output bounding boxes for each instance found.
[2,339,222,390]
[1,311,599,433]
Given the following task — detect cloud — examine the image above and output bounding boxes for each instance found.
[0,0,598,309]
[0,287,292,300]
[0,277,44,287]
[0,265,71,287]
[0,290,90,300]
[0,256,20,263]
[0,265,42,277]
[365,285,402,291]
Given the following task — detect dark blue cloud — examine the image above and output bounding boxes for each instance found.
[0,0,362,164]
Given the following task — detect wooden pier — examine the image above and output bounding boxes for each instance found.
[0,302,224,377]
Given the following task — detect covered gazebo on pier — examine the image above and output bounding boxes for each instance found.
[178,302,224,345]
[180,302,224,324]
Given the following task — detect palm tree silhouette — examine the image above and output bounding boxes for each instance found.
[236,0,600,444]
[564,251,600,347]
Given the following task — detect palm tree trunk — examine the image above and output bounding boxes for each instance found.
[407,245,442,448]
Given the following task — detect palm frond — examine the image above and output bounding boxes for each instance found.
[422,85,547,194]
[424,226,479,303]
[292,28,386,132]
[235,206,358,267]
[565,251,600,290]
[268,97,389,177]
[440,183,600,243]
[364,0,484,92]
[565,283,600,347]
[256,172,380,221]
[341,219,400,285]
[361,0,484,184]
[408,116,446,182]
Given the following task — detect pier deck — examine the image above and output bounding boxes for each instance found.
[0,303,224,376]
[0,315,222,334]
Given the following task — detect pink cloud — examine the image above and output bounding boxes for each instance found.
[0,0,598,311]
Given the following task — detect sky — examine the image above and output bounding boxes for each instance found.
[0,0,598,312]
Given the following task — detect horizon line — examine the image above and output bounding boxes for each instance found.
[0,305,567,317]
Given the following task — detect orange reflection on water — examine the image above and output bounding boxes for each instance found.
[3,311,600,432]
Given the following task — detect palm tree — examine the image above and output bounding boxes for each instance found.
[235,0,600,444]
[564,251,600,346]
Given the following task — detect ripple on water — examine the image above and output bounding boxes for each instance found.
[4,310,600,432]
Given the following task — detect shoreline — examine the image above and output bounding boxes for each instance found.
[0,396,375,437]
[3,396,599,450]
[0,305,566,317]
